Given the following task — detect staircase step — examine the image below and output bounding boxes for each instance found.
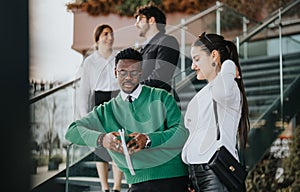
[242,65,300,79]
[244,74,299,86]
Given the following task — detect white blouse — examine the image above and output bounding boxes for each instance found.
[76,50,120,118]
[182,60,242,164]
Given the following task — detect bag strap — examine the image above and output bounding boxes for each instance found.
[212,99,246,167]
[212,100,220,140]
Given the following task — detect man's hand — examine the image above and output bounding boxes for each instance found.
[126,132,148,154]
[102,132,123,153]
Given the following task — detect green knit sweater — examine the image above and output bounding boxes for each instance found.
[65,85,189,184]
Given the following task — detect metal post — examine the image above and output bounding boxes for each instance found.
[236,36,239,55]
[65,144,71,192]
[243,16,249,59]
[278,8,284,130]
[216,1,221,34]
[180,18,186,80]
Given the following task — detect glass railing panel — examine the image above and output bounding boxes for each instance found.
[239,25,270,59]
[30,89,69,157]
[239,30,280,126]
[169,2,259,88]
[30,79,85,186]
[168,10,218,84]
[67,144,92,165]
[219,5,258,42]
[239,0,300,59]
[239,33,300,59]
[238,0,300,171]
[239,15,300,126]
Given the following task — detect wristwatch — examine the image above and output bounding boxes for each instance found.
[144,135,151,149]
[97,133,106,148]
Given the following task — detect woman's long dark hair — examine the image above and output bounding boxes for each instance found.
[193,32,250,149]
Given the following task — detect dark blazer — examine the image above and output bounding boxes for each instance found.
[140,32,180,92]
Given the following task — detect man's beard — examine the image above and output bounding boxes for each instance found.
[139,23,150,37]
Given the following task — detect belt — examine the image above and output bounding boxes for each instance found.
[189,163,210,171]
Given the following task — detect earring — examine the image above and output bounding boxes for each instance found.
[212,62,216,67]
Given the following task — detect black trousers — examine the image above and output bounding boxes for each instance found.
[128,176,189,192]
[188,164,229,192]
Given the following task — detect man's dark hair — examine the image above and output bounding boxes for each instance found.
[134,2,166,33]
[115,47,143,66]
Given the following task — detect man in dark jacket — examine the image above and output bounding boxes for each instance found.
[134,2,180,93]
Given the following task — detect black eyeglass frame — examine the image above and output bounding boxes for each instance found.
[135,15,148,23]
[116,70,141,78]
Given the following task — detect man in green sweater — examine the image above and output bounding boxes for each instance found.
[65,47,189,192]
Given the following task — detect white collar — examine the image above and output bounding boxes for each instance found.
[120,84,143,101]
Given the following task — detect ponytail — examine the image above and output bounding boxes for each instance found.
[224,40,249,149]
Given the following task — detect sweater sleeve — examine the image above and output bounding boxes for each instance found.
[148,91,189,149]
[65,108,105,147]
[211,59,238,103]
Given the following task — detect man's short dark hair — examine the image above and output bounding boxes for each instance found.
[134,2,166,33]
[115,47,143,67]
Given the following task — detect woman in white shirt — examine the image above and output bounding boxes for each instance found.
[181,32,250,192]
[77,24,120,118]
[76,24,122,192]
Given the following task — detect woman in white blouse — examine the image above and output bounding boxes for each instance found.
[76,24,122,192]
[181,32,250,192]
[76,24,120,118]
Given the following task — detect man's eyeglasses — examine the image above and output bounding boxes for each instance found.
[136,15,147,23]
[117,70,141,78]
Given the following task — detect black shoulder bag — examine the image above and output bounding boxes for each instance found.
[208,100,248,192]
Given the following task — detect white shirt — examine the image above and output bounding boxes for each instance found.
[76,50,120,118]
[120,84,143,102]
[181,60,242,164]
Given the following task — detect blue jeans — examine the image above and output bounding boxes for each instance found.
[188,164,229,192]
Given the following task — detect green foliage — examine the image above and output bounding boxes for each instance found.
[280,125,300,191]
[66,0,292,21]
[115,0,162,17]
[223,0,292,21]
[246,153,281,191]
[246,125,300,191]
[32,155,48,166]
[49,154,63,164]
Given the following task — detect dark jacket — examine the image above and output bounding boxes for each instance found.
[140,32,180,92]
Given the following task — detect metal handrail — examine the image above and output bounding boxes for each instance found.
[30,77,80,104]
[238,0,300,45]
[173,69,195,92]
